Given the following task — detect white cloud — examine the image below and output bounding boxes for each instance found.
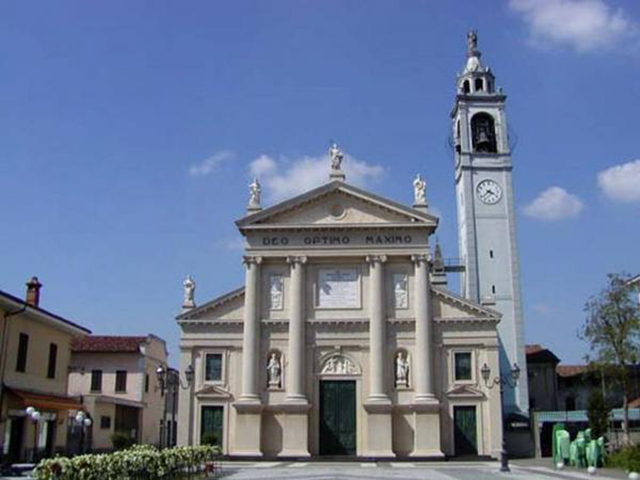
[597,159,640,203]
[509,0,638,53]
[523,186,584,220]
[188,150,233,176]
[249,152,384,202]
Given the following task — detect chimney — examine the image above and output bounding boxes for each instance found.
[26,276,42,307]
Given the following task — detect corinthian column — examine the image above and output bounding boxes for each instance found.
[412,254,436,402]
[366,255,389,403]
[240,255,262,402]
[286,255,307,403]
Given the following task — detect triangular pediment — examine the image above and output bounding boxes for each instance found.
[236,181,438,230]
[432,287,500,323]
[446,384,486,399]
[194,384,233,398]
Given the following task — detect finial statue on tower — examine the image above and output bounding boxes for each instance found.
[413,174,427,206]
[248,178,261,209]
[467,30,478,54]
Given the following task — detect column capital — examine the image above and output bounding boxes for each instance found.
[243,255,263,266]
[411,254,430,265]
[286,255,308,265]
[365,254,388,265]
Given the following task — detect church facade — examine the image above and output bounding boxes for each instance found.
[176,33,524,458]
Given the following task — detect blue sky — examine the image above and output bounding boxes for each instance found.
[1,0,639,366]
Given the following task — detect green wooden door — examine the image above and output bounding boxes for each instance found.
[320,381,356,455]
[201,406,223,447]
[454,405,478,456]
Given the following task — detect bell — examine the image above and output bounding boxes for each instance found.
[476,130,492,151]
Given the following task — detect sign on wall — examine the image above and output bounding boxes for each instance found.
[317,269,360,308]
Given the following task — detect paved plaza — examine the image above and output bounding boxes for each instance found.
[214,461,624,480]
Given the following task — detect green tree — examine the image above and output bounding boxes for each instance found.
[581,273,640,445]
[586,388,610,439]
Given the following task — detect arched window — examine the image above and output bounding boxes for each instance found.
[463,80,470,94]
[470,112,497,153]
[475,78,483,92]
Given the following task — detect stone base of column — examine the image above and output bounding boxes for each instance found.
[232,401,263,456]
[280,403,311,457]
[363,399,394,457]
[410,401,444,458]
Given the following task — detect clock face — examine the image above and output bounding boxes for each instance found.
[477,180,502,204]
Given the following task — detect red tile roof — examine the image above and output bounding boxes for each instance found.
[71,335,147,353]
[526,344,545,355]
[557,365,589,378]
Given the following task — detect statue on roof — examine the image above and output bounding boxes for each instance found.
[413,174,427,205]
[329,143,343,171]
[183,275,196,309]
[248,178,261,207]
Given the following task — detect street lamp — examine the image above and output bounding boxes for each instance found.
[481,362,521,472]
[25,406,41,462]
[155,364,194,448]
[74,410,92,454]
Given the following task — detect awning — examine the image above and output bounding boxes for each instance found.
[534,408,640,423]
[7,388,82,411]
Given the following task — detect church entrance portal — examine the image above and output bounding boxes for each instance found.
[319,380,356,455]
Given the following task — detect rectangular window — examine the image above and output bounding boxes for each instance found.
[145,374,149,393]
[100,416,111,429]
[16,333,29,373]
[489,250,494,258]
[90,370,103,392]
[205,354,223,382]
[454,352,472,381]
[115,370,127,392]
[47,343,58,379]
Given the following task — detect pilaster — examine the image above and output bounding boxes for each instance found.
[363,254,393,457]
[233,255,263,456]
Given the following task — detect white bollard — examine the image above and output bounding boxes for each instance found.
[629,472,639,480]
[587,466,596,476]
[556,462,565,470]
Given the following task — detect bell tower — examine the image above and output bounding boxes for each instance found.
[451,31,528,414]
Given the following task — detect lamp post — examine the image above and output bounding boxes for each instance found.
[74,410,92,455]
[156,364,194,448]
[481,362,521,472]
[25,406,41,463]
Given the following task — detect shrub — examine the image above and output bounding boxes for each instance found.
[32,444,220,480]
[201,432,218,446]
[607,445,640,473]
[111,431,133,451]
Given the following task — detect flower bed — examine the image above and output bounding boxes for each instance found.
[32,444,220,480]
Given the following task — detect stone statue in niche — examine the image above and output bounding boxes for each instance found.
[267,352,281,388]
[248,178,261,207]
[396,352,409,387]
[329,143,343,171]
[413,174,427,205]
[393,273,408,309]
[269,275,284,310]
[182,275,196,309]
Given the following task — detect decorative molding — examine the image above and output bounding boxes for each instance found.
[242,255,263,265]
[445,384,486,400]
[411,253,430,264]
[286,255,308,265]
[365,254,388,264]
[319,353,362,376]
